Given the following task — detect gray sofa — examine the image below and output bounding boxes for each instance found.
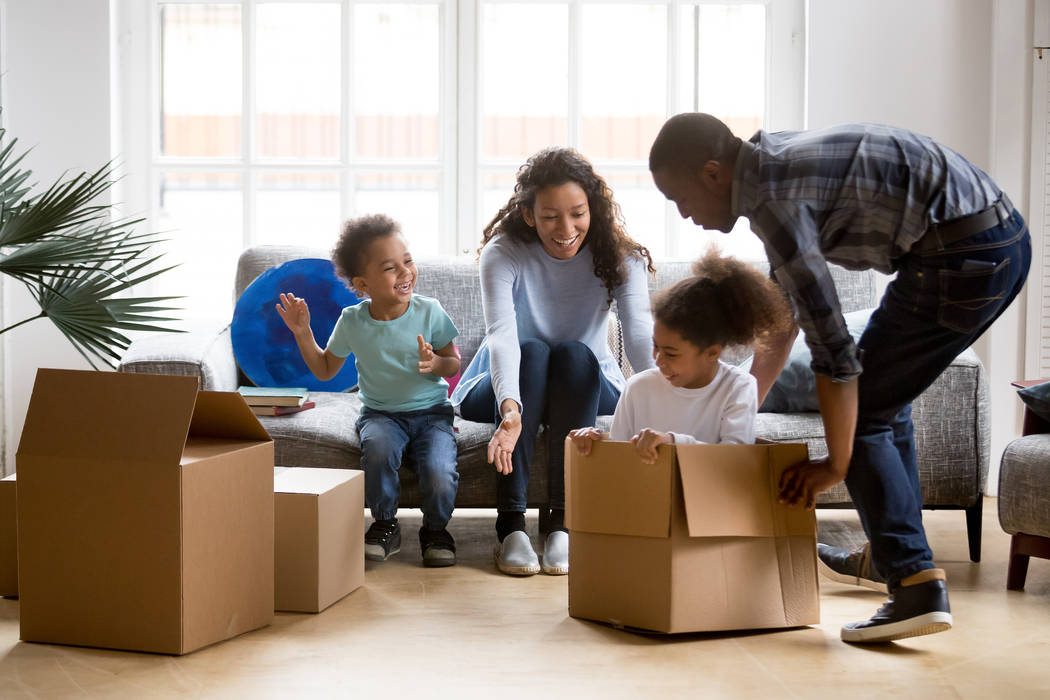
[118,245,990,560]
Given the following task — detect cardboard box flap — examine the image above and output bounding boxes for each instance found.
[17,369,198,464]
[565,440,673,538]
[676,442,812,538]
[189,391,272,442]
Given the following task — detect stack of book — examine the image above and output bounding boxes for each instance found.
[237,386,315,416]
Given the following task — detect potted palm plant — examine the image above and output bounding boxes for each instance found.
[0,120,180,368]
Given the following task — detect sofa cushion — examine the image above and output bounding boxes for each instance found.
[999,434,1050,539]
[747,308,874,413]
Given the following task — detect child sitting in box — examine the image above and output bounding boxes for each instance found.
[571,250,794,462]
[276,214,461,567]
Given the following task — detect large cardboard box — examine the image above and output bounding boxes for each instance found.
[0,473,15,597]
[566,440,819,634]
[16,369,276,654]
[274,466,365,613]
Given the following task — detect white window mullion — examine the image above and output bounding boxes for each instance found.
[568,0,581,148]
[242,0,256,249]
[666,0,681,257]
[457,0,479,255]
[440,0,458,254]
[341,0,353,221]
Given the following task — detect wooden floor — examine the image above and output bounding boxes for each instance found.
[1,499,1048,699]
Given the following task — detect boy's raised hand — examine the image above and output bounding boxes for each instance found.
[569,427,606,456]
[276,293,311,335]
[629,428,672,464]
[417,335,436,373]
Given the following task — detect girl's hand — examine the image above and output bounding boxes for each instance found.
[275,293,311,335]
[417,335,436,374]
[569,427,606,456]
[487,407,522,475]
[629,428,672,464]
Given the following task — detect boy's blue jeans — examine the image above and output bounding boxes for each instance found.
[850,207,1030,588]
[355,404,459,531]
[459,339,619,514]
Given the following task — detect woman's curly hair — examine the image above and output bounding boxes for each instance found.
[653,248,796,351]
[478,147,654,301]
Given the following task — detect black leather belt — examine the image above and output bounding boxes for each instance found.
[917,194,1013,253]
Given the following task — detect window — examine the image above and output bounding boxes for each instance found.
[115,0,804,321]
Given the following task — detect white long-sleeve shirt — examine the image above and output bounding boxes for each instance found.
[610,364,758,445]
[451,234,655,409]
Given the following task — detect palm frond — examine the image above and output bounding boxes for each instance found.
[0,117,184,367]
[30,258,184,369]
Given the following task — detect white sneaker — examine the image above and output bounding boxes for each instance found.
[493,531,540,576]
[541,531,569,575]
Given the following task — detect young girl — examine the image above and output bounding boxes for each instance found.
[571,249,794,462]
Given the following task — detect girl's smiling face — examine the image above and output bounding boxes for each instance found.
[652,320,721,389]
[521,182,591,259]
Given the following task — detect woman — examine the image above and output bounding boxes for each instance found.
[452,147,655,576]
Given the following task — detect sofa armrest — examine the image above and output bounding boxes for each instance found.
[118,326,239,392]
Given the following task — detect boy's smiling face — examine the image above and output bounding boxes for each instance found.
[351,233,416,317]
[652,320,721,390]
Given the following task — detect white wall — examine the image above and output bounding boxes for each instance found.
[808,0,1032,496]
[1,0,111,474]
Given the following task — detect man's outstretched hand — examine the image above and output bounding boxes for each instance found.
[778,456,847,510]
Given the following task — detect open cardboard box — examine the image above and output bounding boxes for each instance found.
[566,439,819,634]
[274,466,364,613]
[16,369,275,654]
[0,473,15,597]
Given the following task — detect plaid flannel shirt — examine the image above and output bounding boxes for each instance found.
[732,123,1002,381]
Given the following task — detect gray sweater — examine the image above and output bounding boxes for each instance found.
[451,234,655,410]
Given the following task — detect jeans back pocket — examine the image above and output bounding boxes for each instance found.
[937,258,1012,334]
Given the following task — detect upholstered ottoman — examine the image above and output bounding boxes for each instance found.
[999,434,1050,590]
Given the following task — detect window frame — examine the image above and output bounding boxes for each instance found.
[113,0,805,304]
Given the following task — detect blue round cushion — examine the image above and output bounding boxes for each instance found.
[231,258,359,391]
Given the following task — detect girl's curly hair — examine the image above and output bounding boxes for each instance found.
[653,248,796,351]
[478,147,654,301]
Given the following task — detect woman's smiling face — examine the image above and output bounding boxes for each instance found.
[521,182,591,259]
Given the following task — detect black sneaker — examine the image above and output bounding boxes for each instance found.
[817,542,888,593]
[365,519,401,562]
[419,527,456,568]
[841,570,953,643]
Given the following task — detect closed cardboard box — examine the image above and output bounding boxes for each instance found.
[0,473,15,597]
[274,467,364,613]
[566,440,819,634]
[16,369,276,654]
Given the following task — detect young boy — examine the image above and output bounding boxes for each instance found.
[276,214,461,567]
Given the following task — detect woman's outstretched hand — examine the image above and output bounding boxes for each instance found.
[488,404,522,475]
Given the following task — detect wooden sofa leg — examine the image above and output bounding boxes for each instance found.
[965,494,983,562]
[1007,535,1030,591]
[1007,532,1050,591]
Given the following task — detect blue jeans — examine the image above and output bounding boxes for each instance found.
[851,208,1030,587]
[355,404,459,530]
[459,339,620,513]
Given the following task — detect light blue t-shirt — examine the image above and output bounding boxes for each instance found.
[327,294,458,413]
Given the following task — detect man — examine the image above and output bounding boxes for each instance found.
[649,113,1030,643]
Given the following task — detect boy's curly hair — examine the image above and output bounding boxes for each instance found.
[478,147,654,302]
[331,214,402,282]
[653,248,795,351]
